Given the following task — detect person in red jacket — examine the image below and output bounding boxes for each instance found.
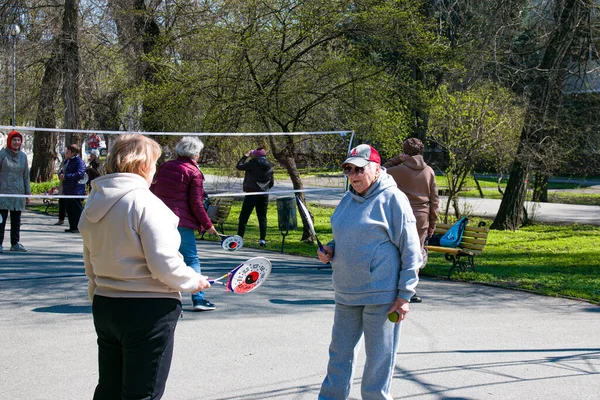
[150,137,218,311]
[88,133,100,150]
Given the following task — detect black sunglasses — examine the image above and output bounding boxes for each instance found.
[343,165,367,176]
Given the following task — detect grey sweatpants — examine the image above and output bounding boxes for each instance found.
[319,302,402,400]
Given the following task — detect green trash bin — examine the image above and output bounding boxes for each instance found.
[277,197,297,233]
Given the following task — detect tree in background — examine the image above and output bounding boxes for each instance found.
[428,83,523,221]
[492,0,596,230]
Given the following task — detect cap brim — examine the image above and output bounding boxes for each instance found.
[342,157,370,168]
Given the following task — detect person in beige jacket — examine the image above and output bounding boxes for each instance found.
[385,138,439,303]
[79,134,211,399]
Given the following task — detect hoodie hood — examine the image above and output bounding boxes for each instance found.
[83,173,148,223]
[7,130,23,151]
[348,169,397,202]
[402,154,426,171]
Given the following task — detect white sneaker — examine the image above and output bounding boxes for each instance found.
[10,243,27,252]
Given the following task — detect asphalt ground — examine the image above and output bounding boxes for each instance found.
[0,210,599,399]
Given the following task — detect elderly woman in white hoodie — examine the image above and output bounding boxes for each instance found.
[79,134,211,400]
[317,144,422,400]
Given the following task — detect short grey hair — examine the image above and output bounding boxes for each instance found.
[175,136,204,158]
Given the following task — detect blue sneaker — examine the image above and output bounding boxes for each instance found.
[192,299,216,311]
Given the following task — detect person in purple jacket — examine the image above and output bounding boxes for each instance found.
[151,137,219,311]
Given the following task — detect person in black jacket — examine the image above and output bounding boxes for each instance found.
[85,149,102,193]
[235,147,275,247]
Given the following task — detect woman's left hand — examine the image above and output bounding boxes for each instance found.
[387,298,410,324]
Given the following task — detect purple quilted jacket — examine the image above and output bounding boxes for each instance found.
[150,157,213,232]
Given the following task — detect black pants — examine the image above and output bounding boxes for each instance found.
[65,198,82,230]
[92,296,182,400]
[58,198,66,221]
[237,194,269,240]
[0,209,22,247]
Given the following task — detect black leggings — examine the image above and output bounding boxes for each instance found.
[92,296,182,400]
[237,194,269,240]
[0,209,22,246]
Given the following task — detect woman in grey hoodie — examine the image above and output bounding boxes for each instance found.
[317,144,422,400]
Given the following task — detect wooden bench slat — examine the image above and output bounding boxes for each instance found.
[426,246,461,255]
[459,237,487,245]
[435,224,489,234]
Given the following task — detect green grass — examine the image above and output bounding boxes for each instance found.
[424,222,600,303]
[200,202,600,304]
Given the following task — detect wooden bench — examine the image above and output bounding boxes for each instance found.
[43,186,60,213]
[426,221,489,277]
[204,197,234,234]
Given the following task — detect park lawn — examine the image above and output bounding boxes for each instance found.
[214,202,600,305]
[423,223,600,303]
[459,188,600,205]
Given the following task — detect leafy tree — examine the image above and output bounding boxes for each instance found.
[428,83,522,221]
[492,0,596,230]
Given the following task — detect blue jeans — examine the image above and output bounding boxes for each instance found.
[177,227,205,303]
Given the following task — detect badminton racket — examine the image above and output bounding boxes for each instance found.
[208,256,271,294]
[295,195,325,253]
[216,233,244,251]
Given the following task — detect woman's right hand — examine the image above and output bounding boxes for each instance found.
[318,245,333,264]
[196,275,211,292]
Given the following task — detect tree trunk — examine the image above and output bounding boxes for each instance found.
[532,172,549,203]
[490,152,530,230]
[491,0,587,230]
[62,0,82,146]
[30,49,62,183]
[268,136,316,243]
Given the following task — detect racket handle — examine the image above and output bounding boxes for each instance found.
[316,238,326,254]
[208,273,228,285]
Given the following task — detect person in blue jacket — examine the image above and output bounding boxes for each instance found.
[317,144,422,400]
[59,143,86,233]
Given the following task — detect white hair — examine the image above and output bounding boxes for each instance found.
[175,136,204,158]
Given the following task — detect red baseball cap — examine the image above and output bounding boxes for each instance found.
[342,144,381,167]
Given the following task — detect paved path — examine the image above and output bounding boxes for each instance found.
[0,211,598,399]
[204,175,600,226]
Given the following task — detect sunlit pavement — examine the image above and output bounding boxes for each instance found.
[0,210,598,400]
